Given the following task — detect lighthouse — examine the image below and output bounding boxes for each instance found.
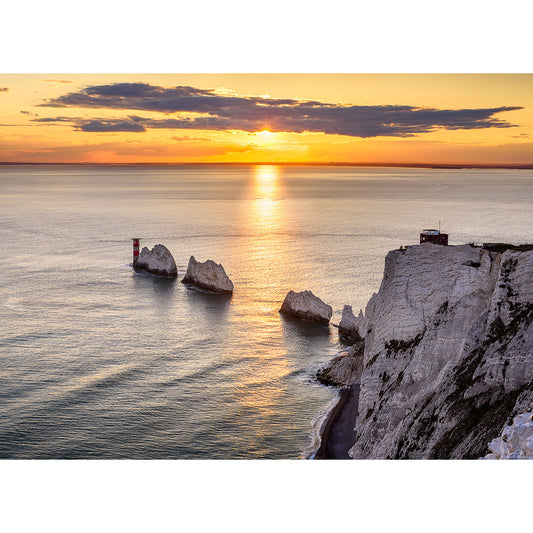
[132,238,141,265]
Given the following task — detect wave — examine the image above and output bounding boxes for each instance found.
[158,356,255,388]
[1,363,143,419]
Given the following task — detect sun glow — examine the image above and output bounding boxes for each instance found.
[256,129,275,143]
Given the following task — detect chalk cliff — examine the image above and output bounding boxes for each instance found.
[181,256,234,294]
[348,243,533,459]
[135,244,177,278]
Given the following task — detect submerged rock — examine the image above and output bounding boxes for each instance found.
[135,244,177,278]
[181,256,234,294]
[339,305,364,340]
[279,290,332,324]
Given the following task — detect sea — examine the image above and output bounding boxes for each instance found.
[1,164,532,459]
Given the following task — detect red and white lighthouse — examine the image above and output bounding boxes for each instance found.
[132,238,141,264]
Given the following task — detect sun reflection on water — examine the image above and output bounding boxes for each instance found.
[252,165,282,223]
[254,164,279,200]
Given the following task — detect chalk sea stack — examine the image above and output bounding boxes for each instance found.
[279,290,332,324]
[135,244,177,278]
[338,305,364,340]
[181,256,234,294]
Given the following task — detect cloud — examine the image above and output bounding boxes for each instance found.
[32,116,145,132]
[77,120,146,132]
[38,82,524,138]
[32,116,75,122]
[41,79,72,84]
[0,87,9,93]
[20,110,39,117]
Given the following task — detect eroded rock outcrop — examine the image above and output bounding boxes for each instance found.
[279,290,332,324]
[483,406,533,459]
[135,244,177,277]
[338,305,364,340]
[316,340,365,387]
[181,256,234,294]
[348,243,533,459]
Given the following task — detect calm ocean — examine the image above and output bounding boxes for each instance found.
[1,164,532,459]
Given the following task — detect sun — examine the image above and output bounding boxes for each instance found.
[256,129,276,142]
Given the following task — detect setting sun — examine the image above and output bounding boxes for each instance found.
[256,129,276,143]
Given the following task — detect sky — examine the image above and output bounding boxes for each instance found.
[1,73,533,165]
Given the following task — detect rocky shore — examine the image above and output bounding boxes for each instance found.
[315,384,360,459]
[313,340,364,458]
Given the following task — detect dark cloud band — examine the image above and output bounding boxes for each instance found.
[38,82,523,137]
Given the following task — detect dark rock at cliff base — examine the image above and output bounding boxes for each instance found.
[317,340,365,387]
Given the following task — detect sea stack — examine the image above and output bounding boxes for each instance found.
[135,244,178,278]
[338,305,364,340]
[279,290,332,324]
[181,256,234,294]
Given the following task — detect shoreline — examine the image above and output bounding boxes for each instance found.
[314,384,360,459]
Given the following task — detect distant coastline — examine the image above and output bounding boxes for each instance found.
[2,161,533,169]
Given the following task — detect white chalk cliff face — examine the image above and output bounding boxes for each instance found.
[339,305,364,340]
[135,245,177,278]
[181,256,234,293]
[483,407,533,459]
[351,243,533,459]
[280,290,332,324]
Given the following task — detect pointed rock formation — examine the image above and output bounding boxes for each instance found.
[135,244,177,277]
[279,290,332,324]
[181,256,234,294]
[338,305,364,340]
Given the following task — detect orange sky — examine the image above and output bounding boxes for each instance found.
[1,74,532,165]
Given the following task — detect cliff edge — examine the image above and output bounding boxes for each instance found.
[350,243,533,459]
